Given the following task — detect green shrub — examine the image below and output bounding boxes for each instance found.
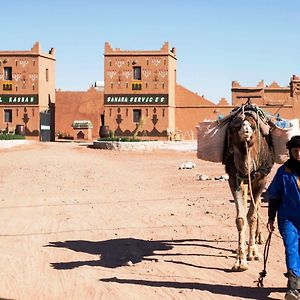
[98,137,142,142]
[56,132,73,140]
[0,134,25,140]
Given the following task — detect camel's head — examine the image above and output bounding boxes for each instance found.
[230,114,257,147]
[238,119,254,142]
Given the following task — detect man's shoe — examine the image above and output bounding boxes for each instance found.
[285,289,300,300]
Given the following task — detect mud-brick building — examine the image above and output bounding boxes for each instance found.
[231,75,300,120]
[55,86,104,139]
[103,42,178,139]
[0,42,56,141]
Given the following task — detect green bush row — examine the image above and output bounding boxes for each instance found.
[98,137,142,142]
[0,134,25,140]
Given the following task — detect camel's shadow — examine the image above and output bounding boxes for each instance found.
[45,237,235,270]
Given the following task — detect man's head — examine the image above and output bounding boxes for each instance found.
[287,135,300,161]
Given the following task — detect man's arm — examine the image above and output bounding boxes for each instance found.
[267,197,280,231]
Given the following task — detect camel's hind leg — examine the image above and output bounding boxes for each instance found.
[255,198,264,244]
[252,178,267,245]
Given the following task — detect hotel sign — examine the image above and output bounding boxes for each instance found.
[0,95,38,105]
[104,94,168,105]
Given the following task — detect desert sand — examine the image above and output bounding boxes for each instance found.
[0,141,287,300]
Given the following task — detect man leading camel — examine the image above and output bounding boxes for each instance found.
[267,135,300,300]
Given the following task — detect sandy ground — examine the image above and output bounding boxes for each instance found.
[0,141,287,300]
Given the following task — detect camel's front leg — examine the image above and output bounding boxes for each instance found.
[247,201,261,261]
[232,187,248,271]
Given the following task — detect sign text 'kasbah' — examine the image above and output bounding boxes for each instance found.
[104,94,168,105]
[0,95,38,105]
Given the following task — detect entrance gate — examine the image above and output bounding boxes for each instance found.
[40,110,51,141]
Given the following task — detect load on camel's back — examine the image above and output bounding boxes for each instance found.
[196,102,299,271]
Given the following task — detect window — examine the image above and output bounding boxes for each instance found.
[4,109,12,123]
[132,83,142,90]
[3,83,12,90]
[133,66,141,80]
[133,109,141,123]
[4,67,12,80]
[46,69,49,82]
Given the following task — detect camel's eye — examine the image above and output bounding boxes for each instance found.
[251,124,256,131]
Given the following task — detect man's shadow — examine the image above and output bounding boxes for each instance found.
[45,237,235,270]
[100,277,285,300]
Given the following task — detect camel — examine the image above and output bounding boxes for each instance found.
[222,103,274,271]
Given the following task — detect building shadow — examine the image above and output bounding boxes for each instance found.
[45,237,235,270]
[99,277,285,300]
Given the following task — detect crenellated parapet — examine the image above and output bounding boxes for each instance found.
[267,81,280,88]
[231,81,241,88]
[104,42,176,58]
[257,80,264,88]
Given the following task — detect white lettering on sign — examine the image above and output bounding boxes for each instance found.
[9,96,34,103]
[0,96,35,103]
[106,95,166,104]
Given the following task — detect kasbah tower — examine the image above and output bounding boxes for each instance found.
[0,42,55,141]
[103,42,177,139]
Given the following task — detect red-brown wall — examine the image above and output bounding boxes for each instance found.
[55,87,104,139]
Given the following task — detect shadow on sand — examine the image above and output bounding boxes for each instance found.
[46,237,284,299]
[45,237,235,270]
[100,277,285,300]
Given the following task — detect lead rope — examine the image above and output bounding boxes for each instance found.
[256,230,273,287]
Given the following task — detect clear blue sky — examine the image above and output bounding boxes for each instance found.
[2,0,300,103]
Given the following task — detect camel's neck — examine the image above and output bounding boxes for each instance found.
[233,144,258,176]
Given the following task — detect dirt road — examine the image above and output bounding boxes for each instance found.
[0,142,286,299]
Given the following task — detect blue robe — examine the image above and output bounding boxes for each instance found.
[267,165,300,276]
